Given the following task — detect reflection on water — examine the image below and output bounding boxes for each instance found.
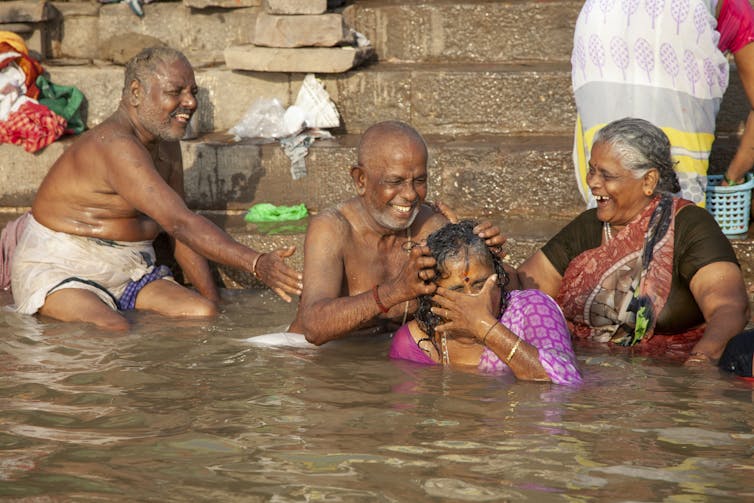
[1,289,753,501]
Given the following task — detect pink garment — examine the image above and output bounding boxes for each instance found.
[389,323,435,365]
[718,0,754,53]
[0,211,30,291]
[389,290,583,385]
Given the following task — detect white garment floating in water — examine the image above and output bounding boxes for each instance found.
[244,332,313,348]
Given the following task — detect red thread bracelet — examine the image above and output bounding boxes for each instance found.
[372,284,389,313]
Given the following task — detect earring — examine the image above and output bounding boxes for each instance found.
[645,189,653,196]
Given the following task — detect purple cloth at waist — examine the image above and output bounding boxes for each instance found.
[388,290,582,385]
[117,264,173,310]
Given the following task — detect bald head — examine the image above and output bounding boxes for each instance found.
[357,121,428,170]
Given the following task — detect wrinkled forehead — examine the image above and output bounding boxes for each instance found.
[150,57,196,88]
[367,136,428,173]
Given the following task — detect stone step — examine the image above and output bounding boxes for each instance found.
[41,61,754,139]
[343,0,582,64]
[47,0,582,65]
[0,129,743,218]
[0,132,583,217]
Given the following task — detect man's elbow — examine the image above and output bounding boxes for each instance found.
[289,316,328,346]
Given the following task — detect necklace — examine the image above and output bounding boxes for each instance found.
[400,226,412,326]
[441,332,450,365]
[603,222,613,242]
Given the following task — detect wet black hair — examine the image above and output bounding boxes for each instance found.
[719,330,754,378]
[414,219,510,344]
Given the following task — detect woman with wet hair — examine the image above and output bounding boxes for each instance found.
[389,220,582,385]
[519,117,751,374]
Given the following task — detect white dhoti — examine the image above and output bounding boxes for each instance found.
[11,214,163,314]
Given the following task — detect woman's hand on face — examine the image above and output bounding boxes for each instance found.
[431,274,500,340]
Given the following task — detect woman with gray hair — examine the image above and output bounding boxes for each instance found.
[518,117,749,369]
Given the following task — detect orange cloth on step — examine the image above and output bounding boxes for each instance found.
[0,32,43,99]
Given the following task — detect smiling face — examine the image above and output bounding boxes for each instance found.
[136,57,197,142]
[358,136,428,232]
[587,141,658,225]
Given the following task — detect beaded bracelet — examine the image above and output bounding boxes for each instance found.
[372,284,389,313]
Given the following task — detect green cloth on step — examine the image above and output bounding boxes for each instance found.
[36,75,86,134]
[244,203,308,223]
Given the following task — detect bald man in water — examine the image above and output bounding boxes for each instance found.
[11,46,302,330]
[290,120,503,345]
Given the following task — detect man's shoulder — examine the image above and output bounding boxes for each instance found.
[308,203,354,237]
[412,203,448,237]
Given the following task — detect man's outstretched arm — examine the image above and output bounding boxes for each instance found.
[106,138,302,300]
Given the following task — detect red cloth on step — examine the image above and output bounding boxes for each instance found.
[0,101,66,152]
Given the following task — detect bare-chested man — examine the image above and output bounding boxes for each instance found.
[289,120,503,345]
[10,46,302,330]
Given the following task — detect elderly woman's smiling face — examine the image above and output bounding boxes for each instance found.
[587,141,657,226]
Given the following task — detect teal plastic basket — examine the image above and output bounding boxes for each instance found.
[706,174,754,236]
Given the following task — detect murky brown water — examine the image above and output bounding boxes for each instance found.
[1,289,753,502]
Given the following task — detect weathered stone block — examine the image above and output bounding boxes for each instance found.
[254,12,349,48]
[432,135,583,219]
[409,64,574,135]
[97,3,259,57]
[0,141,68,207]
[184,0,261,8]
[99,33,166,65]
[343,1,580,64]
[263,0,327,15]
[0,1,53,23]
[45,64,123,128]
[194,69,289,133]
[328,68,413,133]
[49,2,100,60]
[225,44,372,73]
[181,139,264,210]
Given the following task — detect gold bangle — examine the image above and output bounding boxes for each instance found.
[481,320,499,345]
[252,253,265,279]
[506,337,522,364]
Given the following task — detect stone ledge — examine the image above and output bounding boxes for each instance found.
[253,12,350,48]
[0,1,55,23]
[225,44,374,73]
[264,0,327,15]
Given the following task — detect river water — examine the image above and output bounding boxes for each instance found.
[1,289,753,502]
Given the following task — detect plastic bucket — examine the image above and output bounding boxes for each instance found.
[706,174,754,236]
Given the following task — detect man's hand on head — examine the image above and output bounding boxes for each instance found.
[474,220,507,258]
[383,244,437,308]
